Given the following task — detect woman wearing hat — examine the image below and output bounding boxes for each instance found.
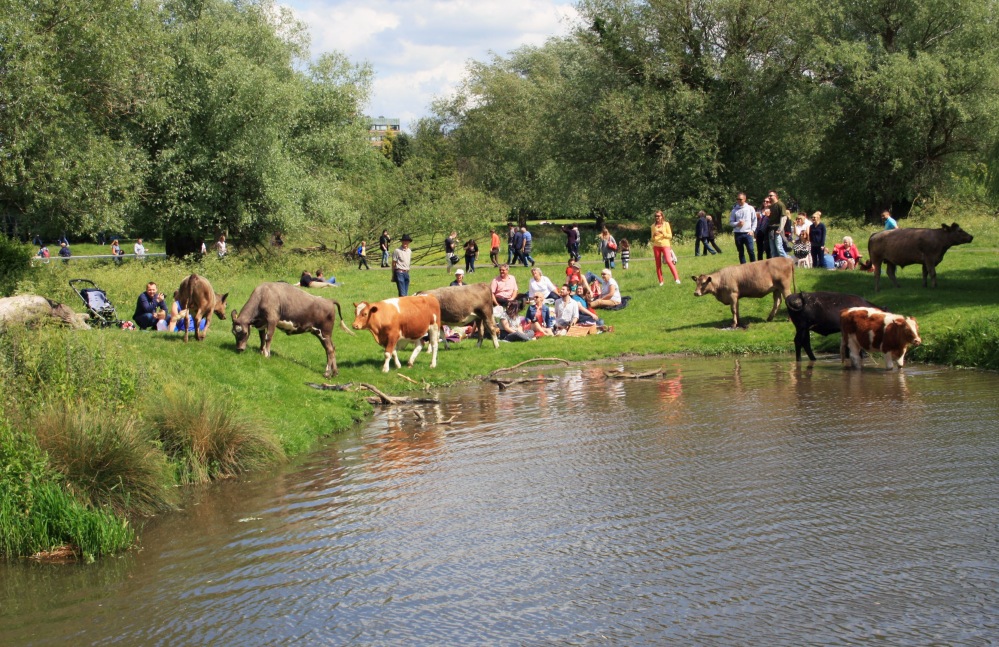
[392,234,413,296]
[450,268,465,287]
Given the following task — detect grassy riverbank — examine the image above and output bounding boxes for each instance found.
[2,202,997,560]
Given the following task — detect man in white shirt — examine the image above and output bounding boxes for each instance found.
[728,192,757,264]
[553,285,580,333]
[134,238,146,257]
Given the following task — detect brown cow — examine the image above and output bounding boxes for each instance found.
[177,273,228,342]
[231,282,353,377]
[417,283,499,349]
[840,307,921,370]
[352,296,441,372]
[868,223,973,291]
[691,257,794,328]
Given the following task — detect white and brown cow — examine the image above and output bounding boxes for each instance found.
[840,307,921,370]
[352,296,441,372]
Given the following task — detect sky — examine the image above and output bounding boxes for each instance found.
[282,0,581,132]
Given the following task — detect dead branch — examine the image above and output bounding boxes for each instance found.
[413,410,424,420]
[603,368,664,379]
[490,376,559,390]
[358,383,399,404]
[489,357,570,378]
[397,373,419,385]
[364,396,441,405]
[306,382,355,391]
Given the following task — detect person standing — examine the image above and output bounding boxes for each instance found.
[379,230,391,267]
[134,238,146,258]
[766,190,791,258]
[58,241,71,263]
[562,224,580,262]
[489,229,501,267]
[729,193,757,264]
[463,238,479,273]
[755,202,771,260]
[357,240,370,269]
[649,211,679,284]
[520,226,535,267]
[507,225,518,264]
[809,211,827,269]
[392,234,413,297]
[694,211,711,257]
[216,234,227,258]
[599,228,617,270]
[444,231,458,273]
[882,210,898,230]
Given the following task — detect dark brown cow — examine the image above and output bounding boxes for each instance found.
[177,273,228,342]
[692,257,794,328]
[231,282,352,377]
[352,296,441,372]
[417,283,499,349]
[868,223,973,291]
[840,307,921,370]
[786,292,880,361]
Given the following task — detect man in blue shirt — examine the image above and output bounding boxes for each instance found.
[133,281,168,330]
[882,210,898,230]
[728,192,757,264]
[520,226,535,267]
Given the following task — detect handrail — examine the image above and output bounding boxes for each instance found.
[32,253,167,265]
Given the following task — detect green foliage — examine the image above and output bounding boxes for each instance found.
[33,403,177,516]
[147,388,285,485]
[0,237,35,296]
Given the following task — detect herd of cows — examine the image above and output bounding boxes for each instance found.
[0,223,971,375]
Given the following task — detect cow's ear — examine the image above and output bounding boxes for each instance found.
[951,222,960,229]
[231,309,238,319]
[690,276,696,282]
[221,293,228,303]
[369,306,379,315]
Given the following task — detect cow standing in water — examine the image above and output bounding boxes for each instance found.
[231,282,353,378]
[840,307,921,370]
[786,292,880,361]
[352,296,441,372]
[177,274,228,342]
[868,223,973,291]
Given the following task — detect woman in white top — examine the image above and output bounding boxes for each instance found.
[527,267,559,300]
[590,269,622,309]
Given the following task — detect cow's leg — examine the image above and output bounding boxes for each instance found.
[873,262,882,292]
[383,335,400,372]
[766,291,782,322]
[406,337,424,368]
[896,350,907,368]
[262,323,276,357]
[848,339,863,369]
[925,262,937,288]
[886,262,900,288]
[315,327,337,377]
[181,309,191,343]
[428,324,439,368]
[795,325,816,362]
[731,297,740,328]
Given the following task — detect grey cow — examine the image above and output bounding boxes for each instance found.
[868,223,973,291]
[692,257,794,329]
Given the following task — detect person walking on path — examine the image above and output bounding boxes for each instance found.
[392,234,413,296]
[694,211,716,256]
[134,238,146,258]
[650,211,680,284]
[705,215,722,254]
[444,231,458,273]
[489,229,501,267]
[766,190,791,258]
[562,224,581,262]
[809,211,827,269]
[464,238,479,273]
[379,230,391,267]
[510,226,523,266]
[729,193,757,264]
[520,226,535,267]
[882,210,898,230]
[357,240,370,269]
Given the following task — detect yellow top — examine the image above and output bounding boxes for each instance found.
[651,221,673,247]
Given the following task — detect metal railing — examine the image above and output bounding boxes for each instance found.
[31,253,167,265]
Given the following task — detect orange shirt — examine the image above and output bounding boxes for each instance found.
[491,232,501,249]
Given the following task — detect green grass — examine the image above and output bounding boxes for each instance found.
[3,200,997,558]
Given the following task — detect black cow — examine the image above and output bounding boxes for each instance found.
[786,291,880,361]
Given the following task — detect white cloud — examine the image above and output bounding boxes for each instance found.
[282,0,580,130]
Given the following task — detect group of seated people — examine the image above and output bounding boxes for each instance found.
[132,281,207,332]
[299,269,337,287]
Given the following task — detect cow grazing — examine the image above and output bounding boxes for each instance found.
[177,273,228,342]
[0,295,90,331]
[417,283,499,349]
[868,223,973,291]
[786,292,880,361]
[231,282,353,378]
[691,257,795,328]
[840,307,921,370]
[352,296,441,372]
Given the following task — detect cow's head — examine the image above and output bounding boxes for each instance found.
[943,223,974,246]
[352,302,373,330]
[885,315,921,351]
[692,274,714,297]
[231,310,249,351]
[213,293,229,320]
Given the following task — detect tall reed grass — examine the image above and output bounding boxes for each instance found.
[148,389,285,485]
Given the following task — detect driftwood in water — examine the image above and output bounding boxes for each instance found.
[307,381,439,405]
[603,367,664,379]
[490,376,559,391]
[488,357,570,378]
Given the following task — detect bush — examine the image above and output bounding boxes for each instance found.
[0,236,35,296]
[149,388,285,484]
[34,403,177,516]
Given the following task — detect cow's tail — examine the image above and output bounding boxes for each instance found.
[333,300,355,335]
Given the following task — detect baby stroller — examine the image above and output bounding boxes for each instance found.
[69,279,124,328]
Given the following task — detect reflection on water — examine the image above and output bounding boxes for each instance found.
[2,357,998,646]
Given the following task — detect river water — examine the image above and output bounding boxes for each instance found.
[2,357,998,646]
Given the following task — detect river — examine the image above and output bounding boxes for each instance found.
[2,357,998,645]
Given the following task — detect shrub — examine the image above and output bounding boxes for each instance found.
[34,403,177,516]
[149,389,285,485]
[0,236,34,297]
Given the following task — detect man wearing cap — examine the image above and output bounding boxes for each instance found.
[450,268,465,287]
[392,234,413,296]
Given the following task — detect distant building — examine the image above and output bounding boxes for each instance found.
[368,116,401,147]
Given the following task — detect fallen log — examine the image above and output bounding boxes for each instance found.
[489,357,570,378]
[603,368,664,379]
[364,396,441,405]
[489,376,559,391]
[306,382,355,391]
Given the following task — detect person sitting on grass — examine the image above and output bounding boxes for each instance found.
[133,281,168,330]
[553,285,579,335]
[167,290,207,334]
[494,300,533,342]
[525,293,554,338]
[527,267,560,300]
[590,269,622,309]
[300,269,333,288]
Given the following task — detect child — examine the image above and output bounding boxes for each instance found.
[619,238,631,270]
